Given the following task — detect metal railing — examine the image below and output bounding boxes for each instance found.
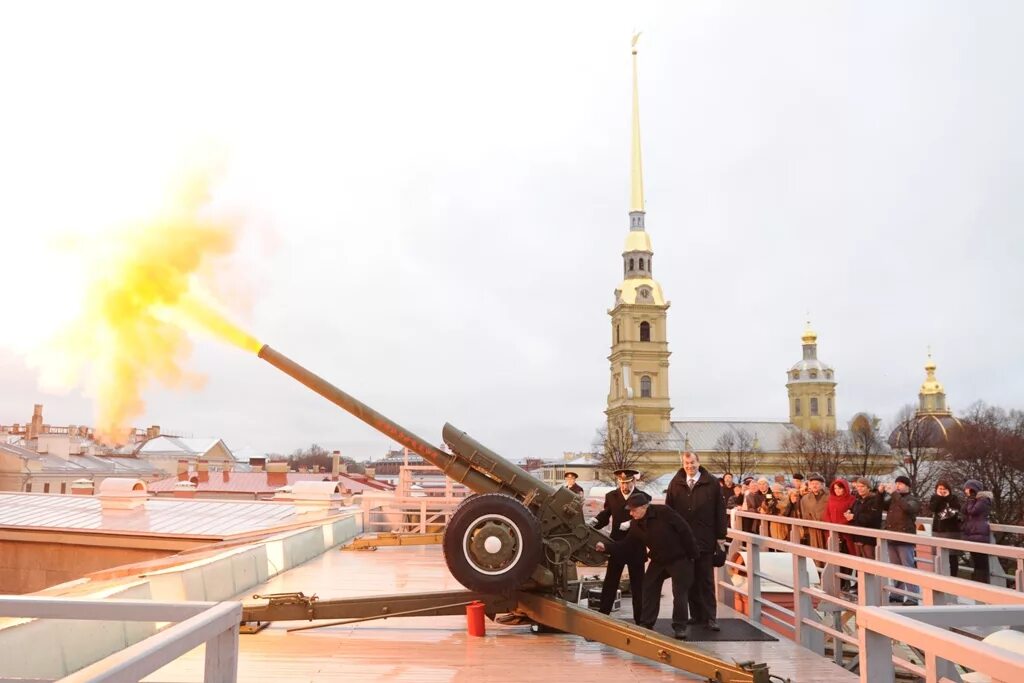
[720,510,1024,681]
[731,508,1024,591]
[0,595,241,682]
[859,605,1024,683]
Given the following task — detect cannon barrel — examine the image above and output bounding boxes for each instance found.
[257,345,551,502]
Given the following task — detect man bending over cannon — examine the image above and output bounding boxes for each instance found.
[597,492,699,640]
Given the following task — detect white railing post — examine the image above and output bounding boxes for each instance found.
[936,546,952,576]
[204,623,239,682]
[858,569,882,607]
[858,622,896,682]
[1016,558,1024,593]
[746,538,761,624]
[792,553,824,655]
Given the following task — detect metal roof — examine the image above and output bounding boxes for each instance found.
[0,443,162,476]
[0,492,337,538]
[637,420,801,454]
[146,471,393,495]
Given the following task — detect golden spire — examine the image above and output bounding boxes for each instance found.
[630,33,645,214]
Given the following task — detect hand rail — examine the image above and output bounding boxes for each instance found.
[732,509,1024,561]
[858,605,1024,682]
[0,596,241,682]
[718,525,1024,679]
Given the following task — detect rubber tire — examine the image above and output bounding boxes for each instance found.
[443,493,543,593]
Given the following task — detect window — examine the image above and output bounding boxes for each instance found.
[647,257,652,274]
[25,483,32,492]
[791,371,799,380]
[640,375,652,398]
[639,321,651,342]
[615,325,620,344]
[43,482,50,493]
[794,398,801,416]
[809,370,818,379]
[810,397,819,416]
[639,257,645,271]
[827,397,833,416]
[629,258,635,270]
[60,482,67,494]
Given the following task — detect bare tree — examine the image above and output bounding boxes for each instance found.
[889,404,942,495]
[596,415,651,480]
[848,413,895,478]
[781,428,851,485]
[706,428,761,478]
[944,402,1024,531]
[286,443,365,474]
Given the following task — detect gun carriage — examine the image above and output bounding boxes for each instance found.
[241,345,771,683]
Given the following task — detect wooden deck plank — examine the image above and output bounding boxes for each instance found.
[144,545,855,682]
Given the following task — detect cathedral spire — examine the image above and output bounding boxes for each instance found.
[629,33,645,226]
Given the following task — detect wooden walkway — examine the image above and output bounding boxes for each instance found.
[144,544,855,682]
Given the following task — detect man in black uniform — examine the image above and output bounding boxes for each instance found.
[666,451,727,631]
[563,471,584,495]
[597,492,698,639]
[591,469,648,622]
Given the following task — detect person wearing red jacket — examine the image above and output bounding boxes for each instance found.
[824,478,856,555]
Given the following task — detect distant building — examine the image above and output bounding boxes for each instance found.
[0,441,161,493]
[134,435,238,473]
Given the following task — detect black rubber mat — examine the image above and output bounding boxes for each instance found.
[649,618,777,642]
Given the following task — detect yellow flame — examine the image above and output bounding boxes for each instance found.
[35,164,261,444]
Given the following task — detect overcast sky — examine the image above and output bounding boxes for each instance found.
[1,1,1021,461]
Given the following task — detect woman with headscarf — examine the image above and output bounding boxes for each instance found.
[962,479,993,583]
[929,480,963,577]
[824,478,857,555]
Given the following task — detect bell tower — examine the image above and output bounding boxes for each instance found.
[785,322,837,432]
[606,35,672,435]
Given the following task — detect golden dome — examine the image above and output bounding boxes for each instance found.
[801,321,817,345]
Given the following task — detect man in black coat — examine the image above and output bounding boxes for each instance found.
[597,493,698,639]
[665,451,727,631]
[591,469,648,622]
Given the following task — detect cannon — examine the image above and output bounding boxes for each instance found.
[245,345,771,683]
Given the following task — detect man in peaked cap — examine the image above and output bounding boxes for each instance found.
[563,471,584,495]
[591,468,648,623]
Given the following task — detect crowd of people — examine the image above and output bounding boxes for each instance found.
[575,456,996,637]
[719,469,996,601]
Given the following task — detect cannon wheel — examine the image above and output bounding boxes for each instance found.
[442,494,542,593]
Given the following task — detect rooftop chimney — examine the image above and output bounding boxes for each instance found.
[146,425,161,439]
[274,480,342,514]
[97,478,148,510]
[331,450,341,481]
[249,456,266,472]
[176,459,189,480]
[266,461,289,487]
[196,458,209,482]
[173,480,197,498]
[70,479,94,495]
[29,404,43,439]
